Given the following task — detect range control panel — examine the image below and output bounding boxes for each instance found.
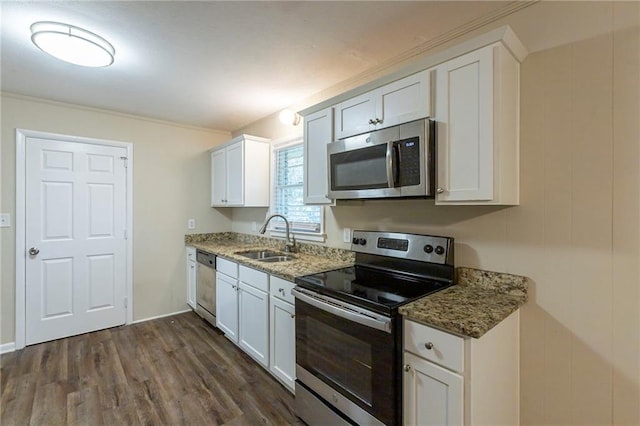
[351,230,453,265]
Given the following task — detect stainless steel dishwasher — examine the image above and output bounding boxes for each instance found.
[196,250,216,327]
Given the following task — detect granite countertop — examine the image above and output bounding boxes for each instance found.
[185,232,354,282]
[399,267,528,339]
[186,233,527,339]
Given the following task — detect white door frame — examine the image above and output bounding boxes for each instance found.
[15,128,134,350]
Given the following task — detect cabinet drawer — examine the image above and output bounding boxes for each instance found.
[270,276,295,304]
[404,320,464,373]
[239,265,268,292]
[216,257,238,278]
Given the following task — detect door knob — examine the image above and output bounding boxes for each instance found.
[436,187,445,194]
[29,247,40,255]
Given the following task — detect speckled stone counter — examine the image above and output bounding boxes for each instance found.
[185,232,354,282]
[399,267,527,339]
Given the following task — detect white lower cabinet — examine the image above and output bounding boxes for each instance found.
[216,270,239,343]
[239,280,269,367]
[214,259,296,392]
[186,247,197,309]
[403,311,520,425]
[404,351,463,426]
[269,276,296,391]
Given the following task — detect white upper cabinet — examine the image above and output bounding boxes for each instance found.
[434,42,521,205]
[335,70,432,139]
[210,134,270,207]
[303,107,334,205]
[334,92,377,139]
[301,26,526,206]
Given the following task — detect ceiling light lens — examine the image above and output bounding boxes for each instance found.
[279,109,301,126]
[30,21,115,67]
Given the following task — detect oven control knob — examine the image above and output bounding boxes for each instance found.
[435,245,445,255]
[358,238,367,245]
[423,244,433,254]
[352,237,359,245]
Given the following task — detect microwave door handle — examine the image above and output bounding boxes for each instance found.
[386,141,395,188]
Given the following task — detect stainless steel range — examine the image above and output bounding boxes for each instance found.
[293,230,455,426]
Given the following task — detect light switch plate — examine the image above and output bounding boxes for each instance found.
[0,213,10,228]
[343,227,351,243]
[187,218,196,229]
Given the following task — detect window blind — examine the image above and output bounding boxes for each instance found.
[272,143,322,233]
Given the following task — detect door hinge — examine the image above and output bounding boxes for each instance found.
[120,156,128,168]
[124,229,128,240]
[124,297,128,308]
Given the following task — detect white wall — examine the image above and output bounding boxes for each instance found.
[232,2,640,424]
[0,94,232,344]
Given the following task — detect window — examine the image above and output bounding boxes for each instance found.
[269,138,323,240]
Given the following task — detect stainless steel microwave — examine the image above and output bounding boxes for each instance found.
[327,119,435,200]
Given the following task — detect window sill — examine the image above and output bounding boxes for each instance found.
[268,230,326,243]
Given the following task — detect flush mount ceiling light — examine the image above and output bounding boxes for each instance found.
[279,109,301,126]
[30,21,115,67]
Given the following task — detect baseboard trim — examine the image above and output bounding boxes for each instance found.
[131,309,193,324]
[0,342,16,354]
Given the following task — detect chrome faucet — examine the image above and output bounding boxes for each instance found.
[258,214,297,253]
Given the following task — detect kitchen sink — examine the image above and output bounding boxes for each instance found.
[236,250,295,262]
[258,255,295,263]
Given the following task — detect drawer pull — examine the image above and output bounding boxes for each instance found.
[403,364,411,372]
[424,342,434,350]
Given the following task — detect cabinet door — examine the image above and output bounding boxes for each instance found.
[334,91,376,139]
[187,259,197,309]
[404,351,463,426]
[378,70,431,129]
[211,149,227,206]
[304,107,333,204]
[225,141,244,206]
[435,46,494,202]
[216,272,239,343]
[238,282,269,367]
[269,296,295,391]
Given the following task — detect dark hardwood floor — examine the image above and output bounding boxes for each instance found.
[1,311,302,425]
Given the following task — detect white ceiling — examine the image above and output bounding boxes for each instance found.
[1,1,510,131]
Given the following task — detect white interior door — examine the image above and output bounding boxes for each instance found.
[25,137,128,345]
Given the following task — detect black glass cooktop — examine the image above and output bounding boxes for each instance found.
[294,265,452,316]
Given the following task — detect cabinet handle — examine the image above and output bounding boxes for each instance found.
[436,187,444,194]
[424,342,434,350]
[368,118,376,125]
[375,118,383,124]
[403,364,411,372]
[279,288,285,294]
[290,314,295,319]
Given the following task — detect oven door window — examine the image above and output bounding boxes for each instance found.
[330,144,389,191]
[296,299,397,425]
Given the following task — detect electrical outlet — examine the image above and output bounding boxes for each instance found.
[187,218,196,229]
[343,227,352,243]
[0,213,10,228]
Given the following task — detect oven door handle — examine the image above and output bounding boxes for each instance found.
[292,287,392,333]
